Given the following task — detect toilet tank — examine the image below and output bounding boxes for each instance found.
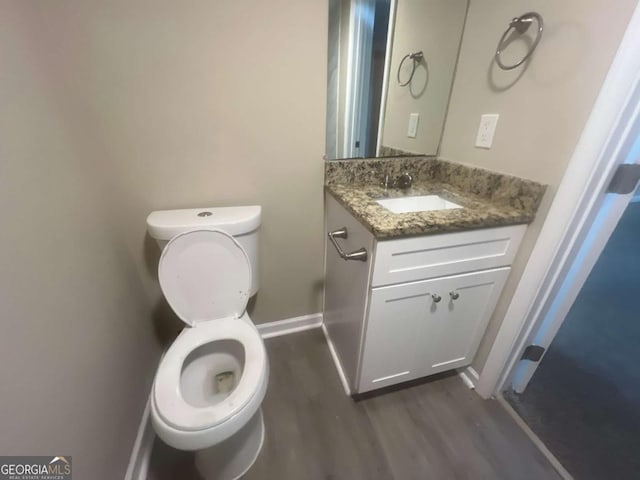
[146,206,261,295]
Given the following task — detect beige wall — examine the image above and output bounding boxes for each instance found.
[100,0,328,326]
[382,0,467,154]
[439,0,637,371]
[0,0,327,477]
[0,3,160,478]
[31,0,327,327]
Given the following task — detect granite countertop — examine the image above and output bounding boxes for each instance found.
[326,182,537,239]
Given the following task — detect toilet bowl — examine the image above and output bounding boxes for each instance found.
[148,227,268,480]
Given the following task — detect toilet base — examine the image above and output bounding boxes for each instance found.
[194,408,265,480]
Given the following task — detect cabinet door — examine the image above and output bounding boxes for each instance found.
[358,278,441,392]
[423,267,510,376]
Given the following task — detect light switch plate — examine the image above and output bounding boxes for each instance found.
[407,113,419,138]
[475,114,499,148]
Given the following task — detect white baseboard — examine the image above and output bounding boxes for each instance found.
[321,324,352,396]
[256,312,323,339]
[458,365,480,390]
[124,398,154,480]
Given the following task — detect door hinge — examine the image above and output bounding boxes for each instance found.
[606,164,640,194]
[521,345,546,362]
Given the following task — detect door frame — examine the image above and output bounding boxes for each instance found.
[511,156,640,393]
[375,0,397,156]
[475,3,640,399]
[344,0,376,158]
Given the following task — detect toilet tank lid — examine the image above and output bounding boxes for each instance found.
[147,206,261,240]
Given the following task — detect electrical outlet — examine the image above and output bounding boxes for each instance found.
[475,114,499,148]
[407,113,419,138]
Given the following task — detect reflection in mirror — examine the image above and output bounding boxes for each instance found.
[326,0,468,160]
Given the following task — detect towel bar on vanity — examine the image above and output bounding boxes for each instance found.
[328,227,368,261]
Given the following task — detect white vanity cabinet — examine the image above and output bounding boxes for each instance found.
[323,194,526,394]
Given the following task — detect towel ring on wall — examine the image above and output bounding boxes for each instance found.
[397,51,424,87]
[495,12,544,70]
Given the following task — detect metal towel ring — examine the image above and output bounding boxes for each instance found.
[397,51,424,86]
[495,12,543,70]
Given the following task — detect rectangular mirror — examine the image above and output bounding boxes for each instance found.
[326,0,469,160]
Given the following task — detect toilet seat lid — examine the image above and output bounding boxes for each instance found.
[158,229,251,326]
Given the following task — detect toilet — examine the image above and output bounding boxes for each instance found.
[146,206,268,480]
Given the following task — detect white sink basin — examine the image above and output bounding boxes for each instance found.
[376,195,463,214]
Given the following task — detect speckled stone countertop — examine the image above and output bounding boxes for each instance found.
[325,157,546,239]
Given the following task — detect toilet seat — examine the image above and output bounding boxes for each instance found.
[153,229,266,433]
[153,317,266,431]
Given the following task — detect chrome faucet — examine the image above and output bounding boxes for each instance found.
[381,172,413,190]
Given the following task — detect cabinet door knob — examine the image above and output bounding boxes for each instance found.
[431,294,442,303]
[450,291,460,300]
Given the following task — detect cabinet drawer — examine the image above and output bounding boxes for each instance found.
[372,224,525,287]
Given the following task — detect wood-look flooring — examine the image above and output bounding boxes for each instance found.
[147,329,560,479]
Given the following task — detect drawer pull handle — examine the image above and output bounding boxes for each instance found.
[328,227,368,262]
[450,291,460,300]
[431,294,442,303]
